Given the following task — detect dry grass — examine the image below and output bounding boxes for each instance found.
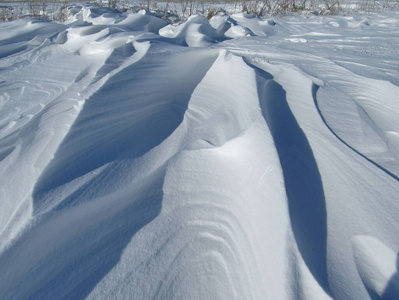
[0,0,398,22]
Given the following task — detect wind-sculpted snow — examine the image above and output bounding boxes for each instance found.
[255,73,330,295]
[1,6,399,300]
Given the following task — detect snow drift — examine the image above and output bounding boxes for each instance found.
[0,6,399,300]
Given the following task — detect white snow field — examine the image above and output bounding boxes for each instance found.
[1,6,399,299]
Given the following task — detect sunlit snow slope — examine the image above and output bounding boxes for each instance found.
[1,7,399,300]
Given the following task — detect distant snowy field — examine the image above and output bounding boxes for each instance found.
[0,5,399,299]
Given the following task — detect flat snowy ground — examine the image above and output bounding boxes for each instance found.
[0,6,399,299]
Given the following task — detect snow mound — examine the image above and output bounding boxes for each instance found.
[159,14,223,47]
[230,13,276,36]
[118,10,168,33]
[353,236,399,298]
[225,25,254,38]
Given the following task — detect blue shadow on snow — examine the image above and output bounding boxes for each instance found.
[252,64,332,296]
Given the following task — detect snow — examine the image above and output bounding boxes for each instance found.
[0,6,399,300]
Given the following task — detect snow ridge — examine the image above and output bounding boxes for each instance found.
[1,6,399,300]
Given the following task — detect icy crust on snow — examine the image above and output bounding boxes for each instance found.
[1,6,399,300]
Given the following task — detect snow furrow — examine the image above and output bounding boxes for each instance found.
[312,83,399,181]
[252,64,331,296]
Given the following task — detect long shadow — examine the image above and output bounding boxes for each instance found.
[33,47,218,210]
[0,167,165,300]
[312,84,399,182]
[253,66,331,295]
[10,48,219,298]
[383,253,399,299]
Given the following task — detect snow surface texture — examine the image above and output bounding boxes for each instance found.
[1,7,399,300]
